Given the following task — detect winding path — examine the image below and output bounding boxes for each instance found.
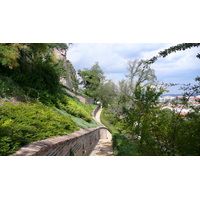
[89,107,113,156]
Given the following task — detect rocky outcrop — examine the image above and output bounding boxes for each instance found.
[60,60,78,90]
[54,47,78,91]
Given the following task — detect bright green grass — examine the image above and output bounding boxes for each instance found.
[54,107,102,129]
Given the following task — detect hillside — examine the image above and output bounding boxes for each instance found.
[0,75,101,156]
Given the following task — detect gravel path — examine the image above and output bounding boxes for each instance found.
[90,107,113,156]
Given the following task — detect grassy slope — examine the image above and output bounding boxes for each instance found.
[0,76,101,155]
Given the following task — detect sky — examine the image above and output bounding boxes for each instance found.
[67,43,200,94]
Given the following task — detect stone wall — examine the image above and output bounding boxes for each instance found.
[64,88,94,105]
[92,104,101,118]
[11,126,108,156]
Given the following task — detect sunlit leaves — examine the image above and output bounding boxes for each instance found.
[147,43,200,64]
[0,43,24,68]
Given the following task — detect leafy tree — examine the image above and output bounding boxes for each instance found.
[93,80,118,107]
[78,62,105,97]
[126,59,157,89]
[0,43,25,68]
[0,43,70,69]
[0,43,70,95]
[115,78,200,156]
[116,59,158,111]
[48,43,71,50]
[118,86,166,155]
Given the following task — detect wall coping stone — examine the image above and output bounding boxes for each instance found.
[11,126,107,156]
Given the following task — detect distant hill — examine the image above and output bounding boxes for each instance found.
[161,94,199,97]
[161,94,182,97]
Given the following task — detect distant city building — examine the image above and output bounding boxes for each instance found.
[160,95,200,115]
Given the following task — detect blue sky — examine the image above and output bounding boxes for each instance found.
[67,43,200,94]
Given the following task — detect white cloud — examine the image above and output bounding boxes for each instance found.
[67,43,200,94]
[152,47,200,78]
[105,72,126,82]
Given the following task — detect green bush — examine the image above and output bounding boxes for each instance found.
[74,98,94,114]
[55,95,92,122]
[0,53,67,95]
[100,108,118,134]
[0,75,25,98]
[112,133,140,156]
[10,60,61,94]
[100,108,140,156]
[37,90,94,122]
[0,102,78,156]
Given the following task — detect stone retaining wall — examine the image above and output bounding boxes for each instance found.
[64,89,94,105]
[11,126,108,156]
[92,104,101,118]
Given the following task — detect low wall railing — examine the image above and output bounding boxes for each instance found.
[11,126,108,156]
[92,104,101,119]
[64,88,94,105]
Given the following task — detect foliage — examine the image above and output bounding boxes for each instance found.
[113,81,200,156]
[12,58,63,94]
[115,86,169,155]
[53,107,101,129]
[172,111,200,156]
[0,43,25,68]
[0,102,78,156]
[78,62,105,97]
[112,133,141,156]
[117,60,158,108]
[126,59,157,88]
[147,43,200,64]
[0,43,69,95]
[37,90,93,122]
[106,59,160,117]
[0,42,68,72]
[100,108,119,133]
[100,108,140,156]
[0,75,25,99]
[56,95,92,122]
[93,80,118,107]
[0,43,104,156]
[99,56,196,155]
[48,43,70,50]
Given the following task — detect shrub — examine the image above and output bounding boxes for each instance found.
[10,60,61,94]
[0,53,67,95]
[0,102,78,156]
[37,90,94,122]
[112,133,140,156]
[100,108,140,156]
[55,95,92,122]
[0,75,25,98]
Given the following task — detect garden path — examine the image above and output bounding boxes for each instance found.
[89,107,113,156]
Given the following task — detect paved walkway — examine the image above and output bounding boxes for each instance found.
[90,107,114,156]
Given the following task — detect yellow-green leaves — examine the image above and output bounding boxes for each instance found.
[0,43,24,68]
